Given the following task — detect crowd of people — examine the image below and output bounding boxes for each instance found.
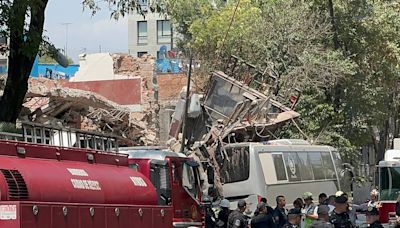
[207,189,395,228]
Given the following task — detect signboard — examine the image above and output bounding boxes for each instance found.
[0,205,17,220]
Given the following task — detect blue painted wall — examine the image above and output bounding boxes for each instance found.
[30,55,39,77]
[36,63,79,79]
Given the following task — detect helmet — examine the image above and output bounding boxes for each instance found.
[370,189,379,196]
[303,192,313,200]
[335,191,344,197]
[220,199,231,208]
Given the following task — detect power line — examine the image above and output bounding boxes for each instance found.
[216,0,241,64]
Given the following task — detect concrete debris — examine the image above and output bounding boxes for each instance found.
[27,77,130,110]
[18,76,157,146]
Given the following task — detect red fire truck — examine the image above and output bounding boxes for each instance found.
[119,147,209,228]
[378,149,400,227]
[0,123,210,228]
[0,139,175,228]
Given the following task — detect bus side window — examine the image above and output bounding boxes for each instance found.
[321,153,336,179]
[309,152,326,180]
[297,152,314,180]
[272,154,288,181]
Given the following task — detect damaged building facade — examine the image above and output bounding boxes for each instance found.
[1,53,188,146]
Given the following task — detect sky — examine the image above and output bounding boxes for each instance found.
[44,0,128,63]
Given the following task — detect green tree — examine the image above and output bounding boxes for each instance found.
[335,0,400,162]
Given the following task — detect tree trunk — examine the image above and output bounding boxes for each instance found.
[0,0,48,123]
[327,0,340,49]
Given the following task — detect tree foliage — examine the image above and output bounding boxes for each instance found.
[166,0,400,167]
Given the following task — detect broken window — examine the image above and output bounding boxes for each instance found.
[204,75,245,120]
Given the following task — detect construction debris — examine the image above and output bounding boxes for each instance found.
[17,77,157,145]
[166,59,301,197]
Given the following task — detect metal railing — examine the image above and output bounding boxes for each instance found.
[0,122,119,152]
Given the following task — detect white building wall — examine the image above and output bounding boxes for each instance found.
[71,53,140,82]
[128,12,174,58]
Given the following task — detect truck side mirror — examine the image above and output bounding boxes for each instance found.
[207,165,214,185]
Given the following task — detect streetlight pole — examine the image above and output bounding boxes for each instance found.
[61,23,71,57]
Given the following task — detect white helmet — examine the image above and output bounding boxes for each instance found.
[220,199,231,208]
[370,189,379,196]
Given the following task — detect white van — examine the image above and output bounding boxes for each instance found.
[219,139,342,213]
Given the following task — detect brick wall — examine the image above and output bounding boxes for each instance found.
[63,79,142,105]
[157,73,187,102]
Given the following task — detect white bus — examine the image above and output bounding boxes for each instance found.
[219,139,342,213]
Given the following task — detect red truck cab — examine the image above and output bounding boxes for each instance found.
[119,147,206,228]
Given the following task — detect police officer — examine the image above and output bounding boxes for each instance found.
[310,205,334,228]
[366,206,383,228]
[217,199,232,228]
[274,195,288,228]
[329,195,354,228]
[227,199,247,228]
[251,202,275,228]
[319,193,328,205]
[283,208,303,228]
[254,197,274,216]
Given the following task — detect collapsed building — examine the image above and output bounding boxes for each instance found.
[166,57,301,196]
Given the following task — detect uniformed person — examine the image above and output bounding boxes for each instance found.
[217,199,232,228]
[254,197,274,216]
[283,208,303,228]
[329,195,354,228]
[251,202,275,228]
[310,205,334,228]
[366,206,383,228]
[319,193,328,205]
[274,195,288,228]
[227,199,247,228]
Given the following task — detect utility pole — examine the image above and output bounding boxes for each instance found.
[180,55,193,154]
[61,23,71,57]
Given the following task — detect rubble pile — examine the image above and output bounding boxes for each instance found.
[0,53,162,146]
[18,77,157,145]
[112,54,154,76]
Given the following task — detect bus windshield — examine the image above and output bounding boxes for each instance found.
[380,167,400,201]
